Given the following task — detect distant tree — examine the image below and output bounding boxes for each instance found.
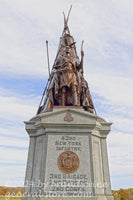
[120,197,125,200]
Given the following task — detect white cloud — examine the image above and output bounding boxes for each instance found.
[108,131,133,147]
[88,73,133,107]
[0,88,39,122]
[108,145,133,177]
[0,126,27,139]
[0,146,28,186]
[0,147,28,164]
[0,0,133,78]
[0,136,28,149]
[107,132,133,189]
[0,165,26,186]
[107,115,133,134]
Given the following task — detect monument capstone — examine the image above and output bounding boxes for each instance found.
[22,7,114,200]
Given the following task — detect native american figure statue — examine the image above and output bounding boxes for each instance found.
[37,12,96,114]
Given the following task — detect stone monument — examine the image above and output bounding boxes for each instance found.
[22,8,114,200]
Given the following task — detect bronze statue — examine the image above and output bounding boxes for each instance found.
[37,10,96,115]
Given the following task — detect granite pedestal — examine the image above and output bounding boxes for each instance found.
[22,107,114,200]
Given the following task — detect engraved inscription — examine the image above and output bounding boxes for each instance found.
[55,136,81,151]
[44,134,91,196]
[57,151,79,173]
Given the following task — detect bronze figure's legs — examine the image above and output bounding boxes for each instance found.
[71,84,78,106]
[61,87,66,106]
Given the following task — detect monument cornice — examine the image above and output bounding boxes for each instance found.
[24,108,112,138]
[29,108,106,123]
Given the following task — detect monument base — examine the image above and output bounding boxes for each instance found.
[23,108,114,200]
[22,195,114,200]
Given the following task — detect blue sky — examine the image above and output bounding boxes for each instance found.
[0,0,133,190]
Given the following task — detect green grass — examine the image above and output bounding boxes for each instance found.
[0,197,21,200]
[0,196,21,200]
[0,199,21,200]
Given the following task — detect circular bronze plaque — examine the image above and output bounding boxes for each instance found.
[57,151,79,173]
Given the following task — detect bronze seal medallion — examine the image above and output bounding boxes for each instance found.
[57,151,79,173]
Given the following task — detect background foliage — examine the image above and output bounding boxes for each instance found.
[0,187,133,200]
